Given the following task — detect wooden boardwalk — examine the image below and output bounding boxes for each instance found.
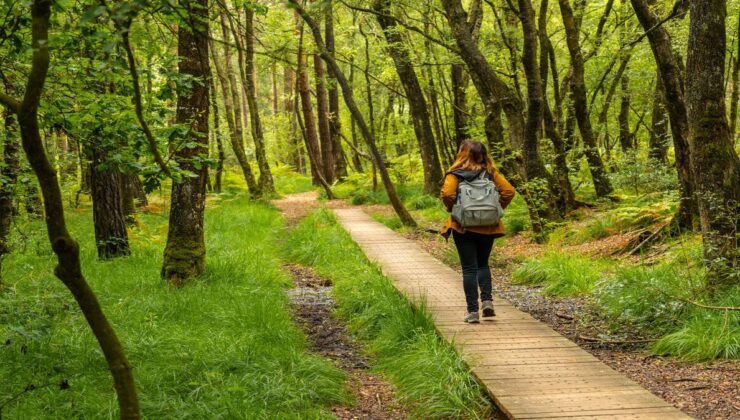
[332,208,691,420]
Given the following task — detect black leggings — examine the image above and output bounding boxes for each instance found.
[452,230,494,313]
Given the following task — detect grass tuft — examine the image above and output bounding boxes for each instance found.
[513,253,611,296]
[286,209,493,419]
[1,196,347,418]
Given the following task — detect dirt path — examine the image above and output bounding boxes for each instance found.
[274,194,407,419]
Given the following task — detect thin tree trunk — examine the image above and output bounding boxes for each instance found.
[539,0,576,212]
[648,77,669,163]
[685,0,740,292]
[374,0,443,195]
[0,1,140,416]
[631,0,697,230]
[314,52,334,183]
[618,74,633,153]
[162,0,210,284]
[558,0,614,197]
[729,10,740,144]
[296,20,324,184]
[290,0,417,227]
[0,110,19,277]
[244,7,275,194]
[347,47,364,173]
[209,73,224,193]
[210,36,258,195]
[325,2,347,179]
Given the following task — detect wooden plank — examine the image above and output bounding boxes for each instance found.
[332,208,691,420]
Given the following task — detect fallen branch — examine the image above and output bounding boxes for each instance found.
[577,334,655,344]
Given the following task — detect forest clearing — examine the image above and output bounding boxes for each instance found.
[1,0,738,418]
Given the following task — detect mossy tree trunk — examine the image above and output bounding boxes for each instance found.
[558,0,613,197]
[325,2,348,180]
[0,109,20,278]
[685,0,740,292]
[162,0,210,285]
[0,0,140,416]
[244,7,275,195]
[630,0,697,231]
[89,145,130,258]
[648,77,669,164]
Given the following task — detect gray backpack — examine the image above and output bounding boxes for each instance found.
[451,171,504,227]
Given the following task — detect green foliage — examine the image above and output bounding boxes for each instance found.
[502,195,530,236]
[513,253,612,296]
[610,155,679,195]
[286,210,492,419]
[0,197,346,418]
[271,164,315,195]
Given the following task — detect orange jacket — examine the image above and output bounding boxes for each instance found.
[439,169,516,239]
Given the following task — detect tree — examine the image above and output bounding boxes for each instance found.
[289,0,417,227]
[0,1,140,416]
[244,5,275,195]
[161,0,210,284]
[373,0,444,195]
[0,109,19,278]
[685,0,740,291]
[630,0,697,230]
[325,2,348,179]
[558,0,613,197]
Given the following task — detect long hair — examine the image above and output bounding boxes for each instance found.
[448,140,496,174]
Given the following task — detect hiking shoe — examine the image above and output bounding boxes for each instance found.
[464,311,480,324]
[481,300,496,317]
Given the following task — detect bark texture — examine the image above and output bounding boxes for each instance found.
[374,0,443,195]
[685,0,740,290]
[559,0,613,197]
[162,0,210,284]
[245,7,275,194]
[630,0,697,230]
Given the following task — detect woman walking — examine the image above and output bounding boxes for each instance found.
[440,140,516,323]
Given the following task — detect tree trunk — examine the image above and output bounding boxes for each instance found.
[517,0,560,227]
[618,74,633,153]
[88,144,130,259]
[685,0,740,291]
[314,52,334,183]
[283,61,304,173]
[162,0,210,285]
[0,1,140,416]
[208,73,224,193]
[0,110,20,277]
[290,0,417,227]
[210,36,258,195]
[450,0,482,145]
[558,0,613,197]
[325,2,348,179]
[729,10,740,144]
[121,173,137,225]
[539,0,576,212]
[648,78,669,163]
[631,0,697,230]
[374,0,443,195]
[244,7,275,195]
[347,51,364,173]
[296,20,325,185]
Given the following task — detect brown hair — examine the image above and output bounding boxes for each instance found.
[448,140,496,174]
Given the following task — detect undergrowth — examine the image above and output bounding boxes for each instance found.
[513,253,612,296]
[0,196,346,418]
[286,209,493,419]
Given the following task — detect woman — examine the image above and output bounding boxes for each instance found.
[440,140,516,323]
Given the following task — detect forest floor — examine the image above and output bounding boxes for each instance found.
[351,201,738,420]
[274,192,409,419]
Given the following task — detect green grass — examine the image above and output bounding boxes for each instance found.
[1,196,347,418]
[286,210,493,419]
[272,165,315,196]
[513,253,612,296]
